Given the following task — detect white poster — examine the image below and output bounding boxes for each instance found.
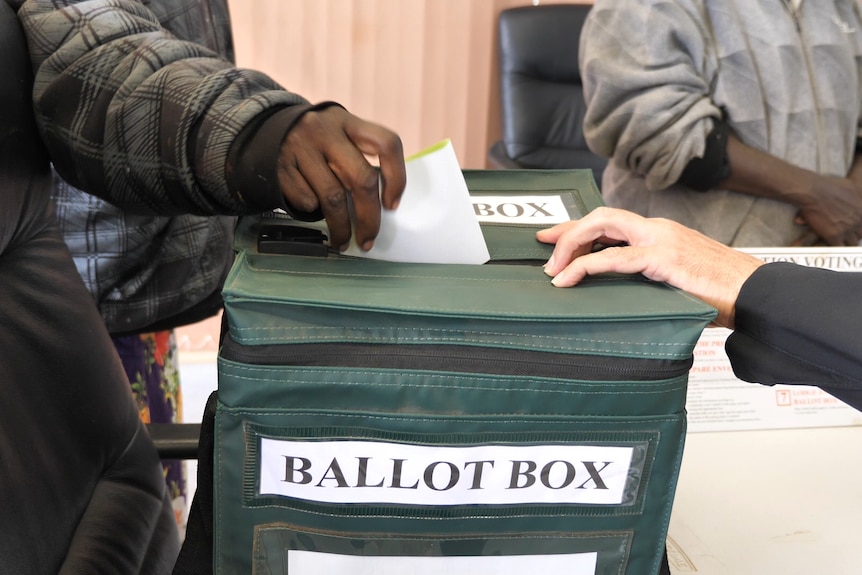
[687,247,862,432]
[287,550,598,575]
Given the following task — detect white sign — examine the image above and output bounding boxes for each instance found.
[471,195,571,225]
[687,247,862,432]
[287,550,598,575]
[259,438,634,506]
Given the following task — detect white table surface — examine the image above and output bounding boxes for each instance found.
[667,426,862,574]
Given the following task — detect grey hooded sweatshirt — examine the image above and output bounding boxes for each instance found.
[580,0,862,246]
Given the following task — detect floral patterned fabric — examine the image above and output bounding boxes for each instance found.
[112,330,186,533]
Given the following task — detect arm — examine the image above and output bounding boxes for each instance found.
[17,0,405,250]
[714,134,862,246]
[584,2,862,246]
[580,1,721,190]
[728,264,862,408]
[538,207,862,410]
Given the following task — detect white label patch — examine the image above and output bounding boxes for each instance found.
[259,439,634,506]
[470,195,571,224]
[287,550,598,574]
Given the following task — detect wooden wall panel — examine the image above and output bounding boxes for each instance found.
[177,0,593,355]
[227,0,591,168]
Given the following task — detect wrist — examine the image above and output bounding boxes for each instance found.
[226,105,306,213]
[778,169,820,210]
[723,135,817,206]
[225,102,345,218]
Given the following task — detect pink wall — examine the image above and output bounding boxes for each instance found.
[226,0,592,168]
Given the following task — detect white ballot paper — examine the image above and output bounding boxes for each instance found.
[342,139,490,264]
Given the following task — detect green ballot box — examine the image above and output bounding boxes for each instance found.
[213,169,716,575]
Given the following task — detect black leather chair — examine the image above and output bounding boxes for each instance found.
[488,4,607,189]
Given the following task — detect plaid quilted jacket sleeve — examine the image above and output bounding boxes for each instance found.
[16,0,308,216]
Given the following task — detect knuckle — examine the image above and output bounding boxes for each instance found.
[322,188,348,211]
[380,133,404,156]
[290,193,320,213]
[340,167,380,199]
[354,168,381,194]
[297,110,326,131]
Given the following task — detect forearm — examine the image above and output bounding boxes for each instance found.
[18,0,307,216]
[720,133,818,209]
[719,134,862,246]
[728,263,862,410]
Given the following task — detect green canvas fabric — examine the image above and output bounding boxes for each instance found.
[215,170,716,575]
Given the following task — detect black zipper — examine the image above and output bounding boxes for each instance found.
[221,336,692,382]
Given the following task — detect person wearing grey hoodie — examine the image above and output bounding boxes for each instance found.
[581,0,862,247]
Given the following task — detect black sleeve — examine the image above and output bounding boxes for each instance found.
[677,120,731,191]
[225,101,344,220]
[726,262,862,410]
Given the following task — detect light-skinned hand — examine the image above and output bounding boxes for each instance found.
[536,207,764,329]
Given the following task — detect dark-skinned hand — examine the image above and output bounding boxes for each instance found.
[277,106,406,251]
[792,174,862,246]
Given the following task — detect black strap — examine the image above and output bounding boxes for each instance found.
[172,391,218,575]
[677,119,731,191]
[0,0,49,171]
[660,547,671,575]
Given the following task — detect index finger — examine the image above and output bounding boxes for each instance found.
[538,207,645,275]
[345,118,406,210]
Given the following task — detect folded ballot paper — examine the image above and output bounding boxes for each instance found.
[342,139,491,264]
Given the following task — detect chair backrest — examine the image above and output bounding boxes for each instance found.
[496,4,606,185]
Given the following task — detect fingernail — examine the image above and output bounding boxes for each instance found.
[338,243,350,252]
[390,199,400,210]
[550,274,563,287]
[361,240,374,251]
[543,254,555,272]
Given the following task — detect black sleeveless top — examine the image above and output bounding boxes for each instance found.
[0,0,52,251]
[0,1,47,170]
